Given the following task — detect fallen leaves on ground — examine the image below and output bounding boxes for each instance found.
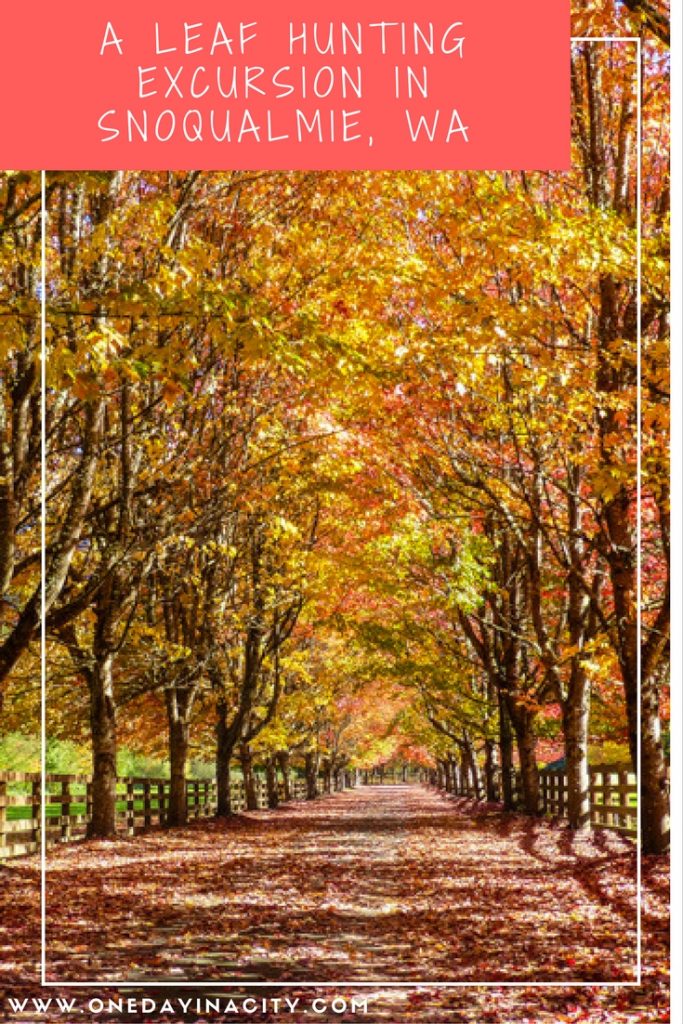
[0,786,669,1022]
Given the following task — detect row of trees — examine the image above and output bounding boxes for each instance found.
[336,42,669,852]
[0,10,670,853]
[1,170,370,828]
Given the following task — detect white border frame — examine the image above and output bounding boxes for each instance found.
[39,35,650,991]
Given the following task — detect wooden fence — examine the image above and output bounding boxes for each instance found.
[541,764,637,837]
[0,770,350,861]
[436,762,637,838]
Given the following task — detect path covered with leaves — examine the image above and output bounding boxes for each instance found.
[1,786,669,1021]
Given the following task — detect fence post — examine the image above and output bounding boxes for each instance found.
[0,777,6,854]
[86,778,93,833]
[156,780,165,825]
[609,768,619,828]
[126,779,135,835]
[32,776,41,851]
[61,778,71,842]
[618,768,629,830]
[590,767,601,829]
[143,780,152,828]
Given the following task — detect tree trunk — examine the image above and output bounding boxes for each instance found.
[305,751,319,800]
[240,743,259,810]
[498,688,516,809]
[167,717,189,827]
[615,621,670,852]
[564,672,592,829]
[452,759,461,794]
[603,517,670,851]
[484,739,499,802]
[215,699,233,817]
[277,751,292,801]
[641,676,670,852]
[588,71,670,850]
[321,758,332,794]
[164,683,195,827]
[445,756,455,793]
[265,756,279,808]
[509,702,540,815]
[455,755,464,792]
[88,656,118,838]
[462,738,484,799]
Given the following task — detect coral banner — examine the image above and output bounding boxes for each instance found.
[1,0,570,169]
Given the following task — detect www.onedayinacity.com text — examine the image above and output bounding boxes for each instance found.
[7,996,370,1017]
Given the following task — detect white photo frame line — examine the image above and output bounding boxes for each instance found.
[40,34,644,989]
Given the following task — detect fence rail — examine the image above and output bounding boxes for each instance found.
[433,762,637,838]
[0,770,349,860]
